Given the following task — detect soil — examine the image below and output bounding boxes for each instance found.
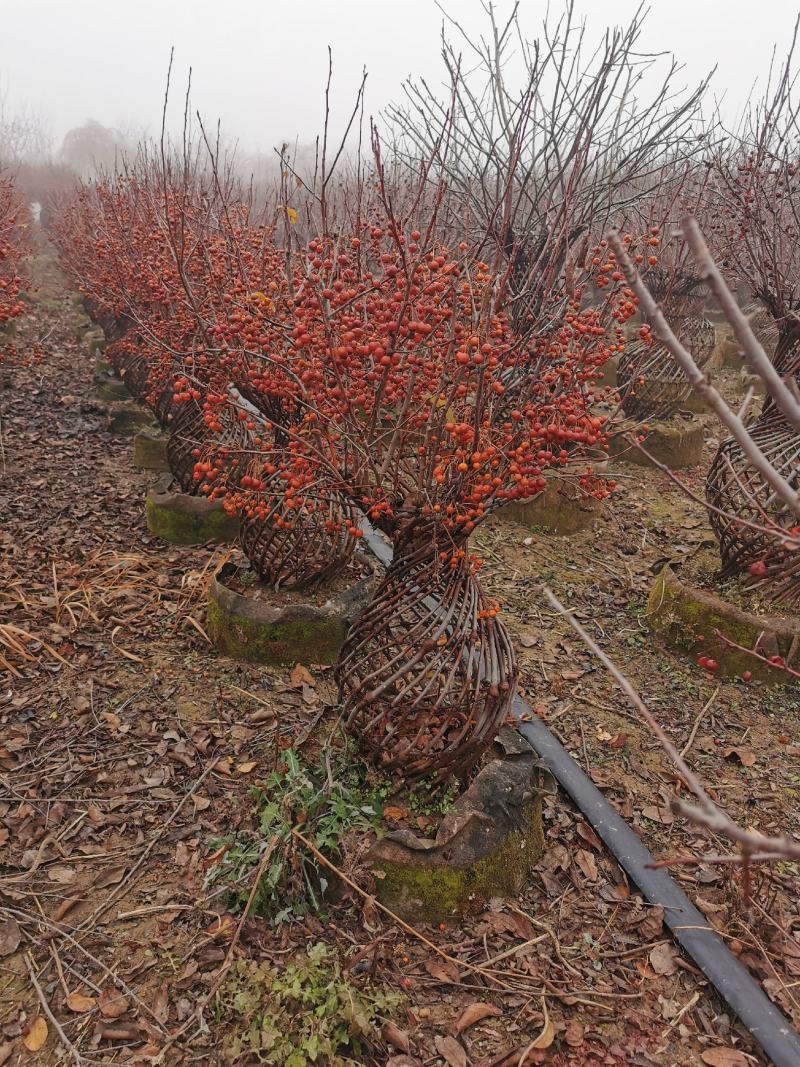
[223,549,374,606]
[1,232,798,1065]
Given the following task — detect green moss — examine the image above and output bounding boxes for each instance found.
[133,431,170,471]
[108,402,154,435]
[373,798,544,924]
[145,496,239,546]
[95,378,130,403]
[206,595,347,666]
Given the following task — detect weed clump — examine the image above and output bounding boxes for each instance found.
[218,941,401,1065]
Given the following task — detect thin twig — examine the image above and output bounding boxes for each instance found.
[25,952,86,1066]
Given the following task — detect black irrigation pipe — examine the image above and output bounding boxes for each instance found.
[358,521,800,1067]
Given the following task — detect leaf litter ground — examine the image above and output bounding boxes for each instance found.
[1,236,797,1065]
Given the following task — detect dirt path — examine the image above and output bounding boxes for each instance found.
[1,233,797,1065]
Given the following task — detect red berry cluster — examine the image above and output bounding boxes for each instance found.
[0,176,28,357]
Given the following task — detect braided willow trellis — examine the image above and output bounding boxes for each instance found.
[742,303,780,358]
[224,383,358,587]
[113,347,150,401]
[617,314,716,421]
[149,377,181,430]
[706,409,800,606]
[336,532,518,781]
[166,400,209,493]
[239,489,356,590]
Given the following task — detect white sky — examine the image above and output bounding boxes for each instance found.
[1,0,799,154]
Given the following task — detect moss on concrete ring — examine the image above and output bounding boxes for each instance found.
[207,562,368,666]
[108,401,155,436]
[647,565,800,684]
[368,732,550,924]
[133,430,170,472]
[146,477,239,546]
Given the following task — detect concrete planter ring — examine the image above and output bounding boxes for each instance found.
[502,451,609,535]
[207,561,372,666]
[145,475,239,546]
[133,430,169,471]
[647,565,800,684]
[608,419,704,469]
[366,730,550,924]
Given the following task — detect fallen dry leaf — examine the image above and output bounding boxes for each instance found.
[152,980,170,1025]
[640,905,665,940]
[0,918,21,957]
[575,847,598,881]
[290,664,315,687]
[0,1041,13,1066]
[205,914,236,939]
[575,821,602,851]
[434,1034,468,1067]
[454,1001,502,1035]
[46,866,76,884]
[424,957,460,983]
[649,941,678,976]
[193,795,211,811]
[66,992,96,1013]
[386,1058,422,1067]
[530,1002,555,1050]
[98,987,129,1019]
[53,895,82,922]
[642,804,674,825]
[94,864,126,889]
[248,707,276,725]
[721,747,756,767]
[383,805,408,821]
[382,1021,410,1053]
[700,1049,750,1067]
[236,761,257,774]
[564,1018,584,1047]
[22,1016,48,1052]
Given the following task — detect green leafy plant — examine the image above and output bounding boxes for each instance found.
[219,942,401,1065]
[406,776,460,819]
[206,744,386,923]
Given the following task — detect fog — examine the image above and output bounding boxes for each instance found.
[1,0,799,168]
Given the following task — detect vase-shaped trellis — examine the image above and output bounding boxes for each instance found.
[336,526,517,781]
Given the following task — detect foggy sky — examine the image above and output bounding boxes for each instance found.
[2,0,799,156]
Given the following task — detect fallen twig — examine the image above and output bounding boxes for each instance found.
[25,951,86,1066]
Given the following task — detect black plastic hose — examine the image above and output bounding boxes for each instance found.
[514,698,800,1067]
[358,521,800,1067]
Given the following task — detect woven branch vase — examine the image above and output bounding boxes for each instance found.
[706,408,800,607]
[336,528,518,782]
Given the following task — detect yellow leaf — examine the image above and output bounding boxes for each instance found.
[286,207,297,225]
[66,992,96,1013]
[236,761,257,774]
[531,998,554,1050]
[22,1016,48,1051]
[247,291,272,309]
